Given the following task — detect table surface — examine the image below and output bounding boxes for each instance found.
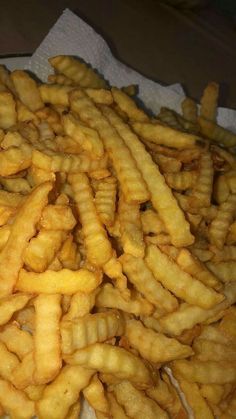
[1,0,236,108]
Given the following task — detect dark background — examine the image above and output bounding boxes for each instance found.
[1,0,236,108]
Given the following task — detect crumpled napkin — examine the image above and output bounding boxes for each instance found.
[26,8,236,131]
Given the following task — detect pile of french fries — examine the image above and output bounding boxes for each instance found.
[0,55,235,419]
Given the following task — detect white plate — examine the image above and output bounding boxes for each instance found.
[0,55,29,71]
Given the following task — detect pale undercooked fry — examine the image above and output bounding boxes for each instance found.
[0,181,52,296]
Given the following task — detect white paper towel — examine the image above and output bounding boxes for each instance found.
[25,8,236,131]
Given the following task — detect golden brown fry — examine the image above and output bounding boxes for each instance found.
[121,253,178,312]
[16,268,101,294]
[61,311,124,354]
[125,319,193,362]
[107,392,130,419]
[36,365,94,419]
[118,193,144,258]
[0,181,52,296]
[113,380,168,419]
[49,55,106,88]
[190,151,213,208]
[70,89,149,203]
[0,91,16,129]
[65,343,153,388]
[0,323,33,360]
[131,121,201,149]
[94,176,117,227]
[0,378,35,419]
[145,245,223,309]
[96,283,154,316]
[111,87,148,122]
[48,73,74,86]
[199,116,236,147]
[176,248,221,290]
[102,105,193,247]
[209,194,236,249]
[207,261,236,283]
[83,374,109,415]
[63,113,104,158]
[34,294,62,384]
[40,204,76,231]
[68,172,113,266]
[11,70,43,111]
[164,170,197,191]
[0,143,32,176]
[39,83,73,106]
[172,359,236,384]
[181,97,198,123]
[200,82,219,122]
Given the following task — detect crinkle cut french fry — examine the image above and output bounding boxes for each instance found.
[0,181,52,297]
[94,176,117,227]
[64,343,153,388]
[147,371,188,419]
[107,392,130,419]
[16,268,101,294]
[158,293,233,337]
[61,311,124,354]
[85,87,113,105]
[34,294,62,384]
[0,323,33,360]
[125,319,193,363]
[11,70,43,111]
[176,248,221,290]
[102,105,193,247]
[207,261,236,283]
[12,351,35,389]
[213,173,230,204]
[0,176,31,195]
[0,378,35,419]
[39,83,74,106]
[118,193,145,258]
[36,365,94,419]
[70,89,149,204]
[0,65,16,93]
[0,341,20,381]
[190,151,213,208]
[63,113,104,158]
[171,359,236,384]
[66,401,81,419]
[193,338,236,362]
[32,148,108,174]
[120,253,178,312]
[83,374,109,415]
[145,245,224,309]
[40,204,76,231]
[199,383,226,405]
[0,143,32,176]
[68,172,113,266]
[151,152,182,173]
[141,209,166,235]
[209,194,236,249]
[49,55,107,88]
[157,107,182,130]
[58,235,80,270]
[164,170,197,191]
[181,97,198,123]
[174,375,214,419]
[200,82,219,122]
[23,229,67,272]
[0,91,17,129]
[112,380,168,419]
[199,116,236,147]
[63,291,97,321]
[111,87,148,122]
[96,283,154,316]
[131,120,202,149]
[48,73,74,86]
[16,99,40,124]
